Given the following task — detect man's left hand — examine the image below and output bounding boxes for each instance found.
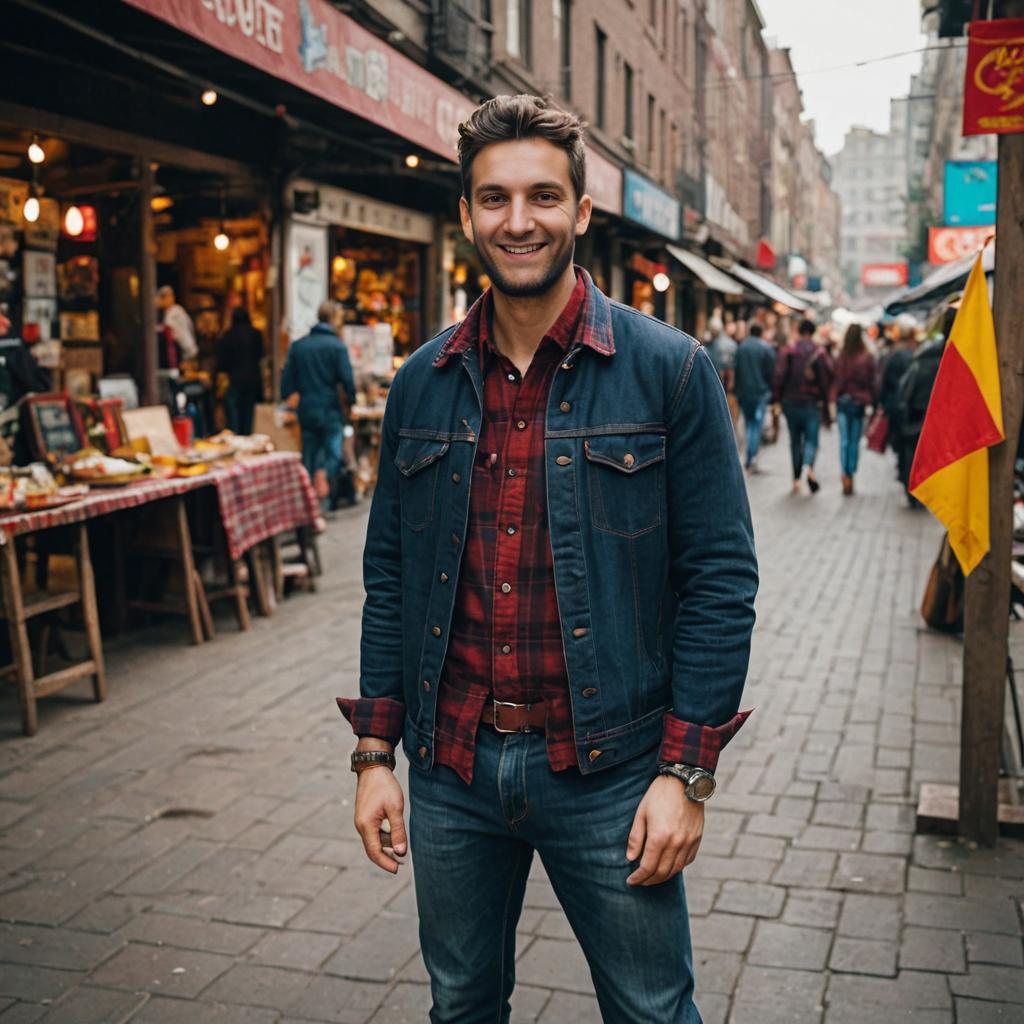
[625,775,704,886]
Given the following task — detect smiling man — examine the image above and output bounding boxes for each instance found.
[337,94,757,1024]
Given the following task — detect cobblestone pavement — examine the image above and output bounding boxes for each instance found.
[1,429,1023,1023]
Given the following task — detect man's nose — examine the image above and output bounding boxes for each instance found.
[504,197,535,236]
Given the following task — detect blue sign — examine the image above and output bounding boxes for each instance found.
[622,170,680,240]
[944,161,997,226]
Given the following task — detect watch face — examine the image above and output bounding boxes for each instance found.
[689,773,716,801]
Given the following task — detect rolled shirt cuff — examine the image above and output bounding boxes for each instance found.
[657,710,753,773]
[336,696,406,746]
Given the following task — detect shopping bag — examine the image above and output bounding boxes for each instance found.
[866,409,889,453]
[921,534,964,632]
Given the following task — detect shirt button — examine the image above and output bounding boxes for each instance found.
[431,626,442,637]
[560,401,571,413]
[516,420,527,430]
[507,468,518,477]
[582,687,598,697]
[501,644,512,654]
[506,526,516,535]
[451,472,461,483]
[439,572,449,583]
[507,373,517,382]
[501,582,512,594]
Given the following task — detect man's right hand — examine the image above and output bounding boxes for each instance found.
[353,743,407,874]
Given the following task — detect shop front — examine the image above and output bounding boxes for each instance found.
[621,169,682,325]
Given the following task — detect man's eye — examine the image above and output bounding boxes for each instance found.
[482,195,505,204]
[535,193,559,202]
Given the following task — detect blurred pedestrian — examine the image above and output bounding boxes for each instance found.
[833,323,876,495]
[707,317,739,423]
[772,317,831,495]
[878,320,918,462]
[217,306,264,435]
[281,299,356,505]
[156,285,198,362]
[734,322,776,472]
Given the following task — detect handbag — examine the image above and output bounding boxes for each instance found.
[920,534,964,632]
[866,408,889,453]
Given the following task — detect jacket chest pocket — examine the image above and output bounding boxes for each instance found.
[395,434,450,530]
[584,433,665,538]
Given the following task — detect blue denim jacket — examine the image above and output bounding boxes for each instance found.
[359,274,757,775]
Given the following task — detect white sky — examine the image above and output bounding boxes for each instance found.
[756,0,928,156]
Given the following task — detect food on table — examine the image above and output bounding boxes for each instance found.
[66,449,149,482]
[207,430,274,456]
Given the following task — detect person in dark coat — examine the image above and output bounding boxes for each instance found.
[733,323,777,472]
[878,322,917,448]
[833,323,876,496]
[217,306,265,435]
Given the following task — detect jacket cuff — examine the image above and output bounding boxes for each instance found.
[336,697,406,745]
[658,710,753,773]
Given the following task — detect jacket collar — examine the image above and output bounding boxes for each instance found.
[433,266,615,368]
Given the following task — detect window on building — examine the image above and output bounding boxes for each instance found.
[646,93,656,166]
[555,0,571,99]
[595,27,607,130]
[649,0,657,27]
[507,0,531,66]
[659,108,667,183]
[623,61,634,141]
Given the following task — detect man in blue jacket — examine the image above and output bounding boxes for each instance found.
[281,300,355,502]
[337,95,757,1024]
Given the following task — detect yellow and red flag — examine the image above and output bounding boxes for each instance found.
[909,251,1003,575]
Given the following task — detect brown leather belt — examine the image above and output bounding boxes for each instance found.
[481,700,547,734]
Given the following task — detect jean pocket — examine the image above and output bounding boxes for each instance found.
[585,433,665,538]
[395,434,449,530]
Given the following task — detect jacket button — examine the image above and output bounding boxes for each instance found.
[451,533,460,546]
[423,679,431,691]
[572,627,588,638]
[582,687,598,698]
[431,626,442,637]
[418,746,429,759]
[555,455,572,466]
[623,452,635,467]
[588,749,603,762]
[439,572,449,583]
[561,361,573,370]
[451,472,461,483]
[559,401,571,413]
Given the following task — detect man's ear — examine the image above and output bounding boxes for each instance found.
[459,196,474,245]
[575,194,593,237]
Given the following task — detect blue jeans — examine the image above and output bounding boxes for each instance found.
[782,401,820,479]
[836,400,866,477]
[741,397,768,466]
[300,420,343,483]
[409,726,702,1024]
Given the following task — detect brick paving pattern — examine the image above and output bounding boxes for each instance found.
[1,431,1022,1022]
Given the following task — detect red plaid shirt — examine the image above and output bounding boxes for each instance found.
[339,270,749,781]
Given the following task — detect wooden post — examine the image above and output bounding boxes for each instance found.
[959,0,1024,845]
[139,159,158,407]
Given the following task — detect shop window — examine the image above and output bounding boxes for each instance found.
[507,0,531,67]
[556,0,572,100]
[595,27,607,129]
[646,94,656,168]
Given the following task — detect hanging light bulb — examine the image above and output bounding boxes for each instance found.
[23,194,40,223]
[214,229,229,251]
[27,136,45,164]
[64,205,85,237]
[652,272,671,293]
[404,154,420,169]
[201,88,218,107]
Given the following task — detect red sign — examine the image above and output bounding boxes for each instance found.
[122,0,476,161]
[755,238,776,270]
[928,225,995,264]
[630,253,667,280]
[963,18,1024,136]
[861,263,908,288]
[586,150,622,217]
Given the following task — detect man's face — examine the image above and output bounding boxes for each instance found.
[459,138,592,299]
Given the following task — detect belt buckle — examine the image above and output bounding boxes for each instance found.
[492,700,530,734]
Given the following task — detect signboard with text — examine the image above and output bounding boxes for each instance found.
[963,18,1024,136]
[861,263,908,288]
[622,170,680,240]
[122,0,476,160]
[943,160,997,225]
[928,225,994,264]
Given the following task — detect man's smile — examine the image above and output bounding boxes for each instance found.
[497,242,546,256]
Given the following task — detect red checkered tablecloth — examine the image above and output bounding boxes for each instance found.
[0,452,320,560]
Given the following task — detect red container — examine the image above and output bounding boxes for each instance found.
[172,415,194,449]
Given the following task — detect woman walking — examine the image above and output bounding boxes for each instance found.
[834,324,876,496]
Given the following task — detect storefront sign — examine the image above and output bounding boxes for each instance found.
[286,220,328,341]
[291,181,434,243]
[928,225,994,264]
[122,0,476,161]
[943,160,997,225]
[963,18,1024,135]
[622,170,679,240]
[586,150,622,217]
[861,262,908,288]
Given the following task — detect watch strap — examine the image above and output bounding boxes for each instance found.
[351,750,396,774]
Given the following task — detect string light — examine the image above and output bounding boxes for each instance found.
[201,89,218,106]
[23,193,40,223]
[652,272,670,292]
[214,230,229,251]
[404,154,420,169]
[64,205,84,237]
[27,135,44,164]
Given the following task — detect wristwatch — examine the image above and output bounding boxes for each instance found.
[658,763,716,802]
[350,750,396,774]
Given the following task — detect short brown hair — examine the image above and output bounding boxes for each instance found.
[458,94,587,203]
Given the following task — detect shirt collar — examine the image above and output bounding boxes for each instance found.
[433,266,615,368]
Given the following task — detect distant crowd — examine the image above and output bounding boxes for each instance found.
[701,309,951,504]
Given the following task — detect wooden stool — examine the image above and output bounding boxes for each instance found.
[0,524,106,737]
